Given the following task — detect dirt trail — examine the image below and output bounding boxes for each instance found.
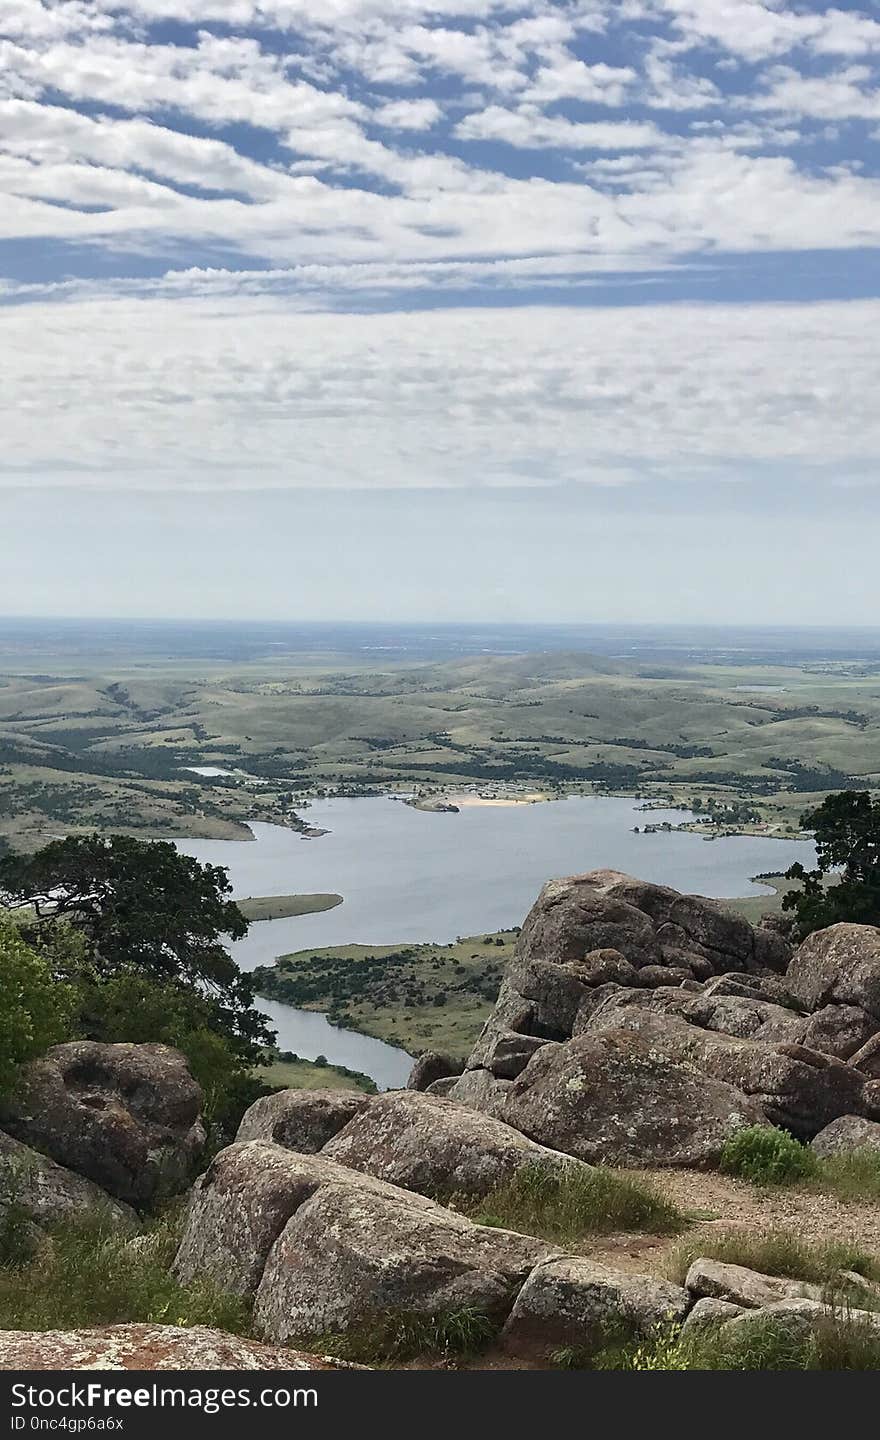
[584,1168,880,1277]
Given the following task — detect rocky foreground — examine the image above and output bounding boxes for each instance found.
[4,869,880,1369]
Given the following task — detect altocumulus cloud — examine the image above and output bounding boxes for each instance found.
[0,0,879,495]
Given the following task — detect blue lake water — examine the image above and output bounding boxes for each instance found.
[174,795,814,1088]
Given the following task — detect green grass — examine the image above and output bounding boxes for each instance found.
[257,932,518,1057]
[304,1308,500,1367]
[598,1312,880,1370]
[811,1150,880,1203]
[465,1161,684,1244]
[238,893,343,923]
[0,1210,251,1335]
[256,1052,377,1094]
[666,1228,880,1289]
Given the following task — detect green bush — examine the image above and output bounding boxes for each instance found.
[466,1160,684,1243]
[0,912,73,1097]
[720,1125,817,1185]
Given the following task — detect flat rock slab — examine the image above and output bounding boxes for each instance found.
[236,1089,372,1153]
[501,1256,688,1355]
[685,1258,822,1309]
[254,1182,556,1346]
[322,1089,596,1200]
[0,1325,356,1371]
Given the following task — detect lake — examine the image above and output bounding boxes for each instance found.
[172,795,814,1088]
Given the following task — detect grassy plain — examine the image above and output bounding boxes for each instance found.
[254,931,520,1060]
[257,1053,377,1093]
[2,634,880,853]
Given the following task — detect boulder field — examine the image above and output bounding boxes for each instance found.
[5,869,880,1367]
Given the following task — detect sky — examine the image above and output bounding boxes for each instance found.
[1,0,879,624]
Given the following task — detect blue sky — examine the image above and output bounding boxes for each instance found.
[1,1,879,621]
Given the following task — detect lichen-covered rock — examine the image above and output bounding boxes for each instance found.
[718,1298,880,1343]
[0,1131,136,1233]
[0,1043,204,1207]
[811,1113,880,1158]
[786,924,880,1019]
[491,1030,765,1167]
[0,1324,356,1371]
[685,1258,822,1309]
[501,1256,688,1356]
[322,1089,595,1200]
[254,1182,555,1346]
[679,1297,745,1337]
[407,1052,462,1091]
[173,1141,436,1298]
[236,1088,372,1152]
[578,1004,866,1137]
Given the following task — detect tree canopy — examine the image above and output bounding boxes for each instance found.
[0,833,272,1064]
[783,790,880,936]
[0,912,72,1096]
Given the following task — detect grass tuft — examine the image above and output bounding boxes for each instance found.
[585,1312,880,1370]
[466,1161,684,1244]
[306,1308,500,1367]
[0,1209,251,1335]
[666,1227,880,1289]
[812,1149,880,1203]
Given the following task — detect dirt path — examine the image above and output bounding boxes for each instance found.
[584,1168,880,1277]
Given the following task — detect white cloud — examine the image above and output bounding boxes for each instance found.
[455,106,665,149]
[1,297,878,490]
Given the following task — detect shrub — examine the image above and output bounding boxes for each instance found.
[466,1161,684,1243]
[0,911,73,1097]
[720,1125,817,1185]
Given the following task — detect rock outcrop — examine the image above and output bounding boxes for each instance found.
[490,1030,765,1167]
[439,873,880,1159]
[811,1113,880,1158]
[501,1257,688,1357]
[0,1325,357,1371]
[236,1088,371,1153]
[321,1089,597,1199]
[0,1042,205,1208]
[0,1131,136,1235]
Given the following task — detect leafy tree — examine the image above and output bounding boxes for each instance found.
[0,912,73,1096]
[783,791,880,936]
[0,834,272,1063]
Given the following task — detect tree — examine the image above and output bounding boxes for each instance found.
[783,790,880,936]
[0,834,272,1063]
[0,912,72,1096]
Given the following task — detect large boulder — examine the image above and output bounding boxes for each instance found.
[0,1043,204,1208]
[578,1002,867,1137]
[0,1325,356,1371]
[489,1030,765,1167]
[0,1131,136,1234]
[786,924,880,1019]
[501,1256,688,1356]
[173,1141,435,1298]
[236,1089,372,1153]
[253,1182,554,1346]
[811,1114,880,1159]
[321,1089,596,1200]
[517,871,790,978]
[462,871,792,1083]
[407,1052,462,1091]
